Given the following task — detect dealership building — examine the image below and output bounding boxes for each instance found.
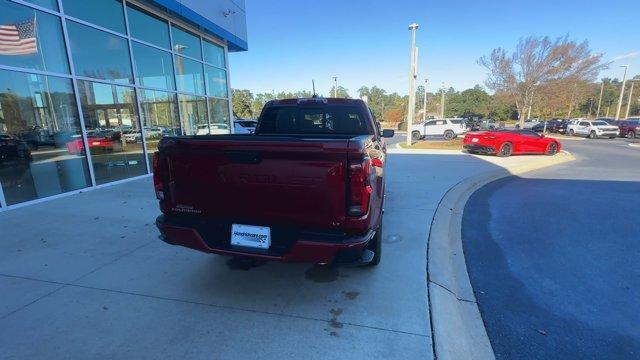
[0,0,247,210]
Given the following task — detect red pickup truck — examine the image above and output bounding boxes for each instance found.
[154,97,394,266]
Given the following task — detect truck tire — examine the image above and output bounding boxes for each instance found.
[444,130,455,140]
[589,131,597,139]
[411,131,421,141]
[569,129,575,136]
[497,142,513,157]
[366,223,382,266]
[628,131,636,139]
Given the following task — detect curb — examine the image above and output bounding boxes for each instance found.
[392,143,465,154]
[426,152,575,360]
[549,136,585,141]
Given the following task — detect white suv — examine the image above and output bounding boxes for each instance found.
[515,119,541,129]
[411,118,467,140]
[567,120,618,139]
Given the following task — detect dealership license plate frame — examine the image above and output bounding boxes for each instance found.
[231,224,271,250]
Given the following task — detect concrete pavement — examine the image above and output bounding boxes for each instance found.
[462,138,640,359]
[0,141,567,359]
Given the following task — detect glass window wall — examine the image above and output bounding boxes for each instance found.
[207,97,230,134]
[132,43,174,90]
[24,0,58,11]
[62,0,126,34]
[127,5,170,49]
[139,89,180,164]
[66,21,133,84]
[175,55,204,95]
[0,0,232,207]
[203,39,225,68]
[0,1,69,74]
[171,25,201,60]
[205,65,227,98]
[0,69,91,205]
[77,80,145,184]
[178,94,207,135]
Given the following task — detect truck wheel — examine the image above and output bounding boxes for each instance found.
[628,131,636,139]
[497,142,512,157]
[589,131,597,139]
[411,131,421,141]
[444,130,455,140]
[569,129,575,136]
[366,223,382,266]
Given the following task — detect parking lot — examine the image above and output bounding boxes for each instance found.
[463,137,640,358]
[0,143,520,359]
[0,133,636,359]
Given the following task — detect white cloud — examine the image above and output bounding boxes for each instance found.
[612,51,640,61]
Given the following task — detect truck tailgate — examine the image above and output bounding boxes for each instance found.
[162,138,350,230]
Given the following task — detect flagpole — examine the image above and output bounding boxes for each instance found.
[33,11,59,133]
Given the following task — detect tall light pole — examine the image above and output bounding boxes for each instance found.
[422,78,428,121]
[625,80,637,119]
[596,81,605,117]
[440,83,445,119]
[615,65,629,120]
[332,76,338,98]
[405,23,419,146]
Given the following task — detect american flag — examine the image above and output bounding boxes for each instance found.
[0,18,38,56]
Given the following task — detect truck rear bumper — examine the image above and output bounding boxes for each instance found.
[156,215,375,264]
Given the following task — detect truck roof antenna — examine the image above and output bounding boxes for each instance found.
[312,80,317,98]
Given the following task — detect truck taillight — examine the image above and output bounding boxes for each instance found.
[152,152,164,200]
[348,158,372,216]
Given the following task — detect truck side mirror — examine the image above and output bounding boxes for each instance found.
[382,129,395,138]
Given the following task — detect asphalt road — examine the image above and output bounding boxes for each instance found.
[462,137,640,359]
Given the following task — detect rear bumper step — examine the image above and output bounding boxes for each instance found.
[156,215,375,264]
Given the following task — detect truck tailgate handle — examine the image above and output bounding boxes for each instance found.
[225,151,262,164]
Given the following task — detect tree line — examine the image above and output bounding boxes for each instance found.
[233,36,639,126]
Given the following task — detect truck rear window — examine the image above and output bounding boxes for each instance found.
[258,105,371,135]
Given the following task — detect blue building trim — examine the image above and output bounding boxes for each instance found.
[149,0,248,51]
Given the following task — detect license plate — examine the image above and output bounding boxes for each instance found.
[231,224,270,249]
[471,138,479,143]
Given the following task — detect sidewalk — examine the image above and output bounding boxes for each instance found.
[0,151,569,359]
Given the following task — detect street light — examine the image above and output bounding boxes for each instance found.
[596,80,605,118]
[625,79,638,119]
[422,78,428,121]
[440,82,445,119]
[405,23,419,147]
[615,65,629,120]
[332,76,338,98]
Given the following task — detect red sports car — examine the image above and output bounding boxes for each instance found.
[463,129,561,157]
[66,132,120,155]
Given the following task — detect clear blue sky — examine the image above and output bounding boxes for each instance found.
[229,0,640,96]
